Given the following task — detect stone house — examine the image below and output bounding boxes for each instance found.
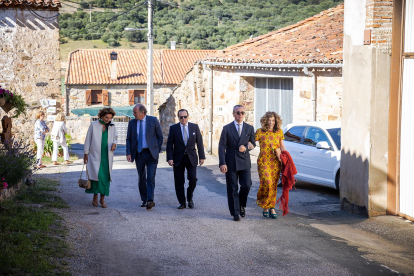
[341,0,414,221]
[0,0,61,142]
[159,4,344,154]
[64,49,214,142]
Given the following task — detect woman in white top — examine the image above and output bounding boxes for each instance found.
[34,110,50,168]
[51,113,72,165]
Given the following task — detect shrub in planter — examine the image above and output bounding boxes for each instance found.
[0,86,27,118]
[0,139,36,189]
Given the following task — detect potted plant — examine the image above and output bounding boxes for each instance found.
[0,86,27,118]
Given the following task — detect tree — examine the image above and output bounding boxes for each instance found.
[80,1,90,9]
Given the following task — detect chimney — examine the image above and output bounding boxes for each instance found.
[110,52,118,80]
[170,41,176,50]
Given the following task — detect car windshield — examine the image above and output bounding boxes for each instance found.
[327,128,341,150]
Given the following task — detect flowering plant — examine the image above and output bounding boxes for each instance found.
[0,85,27,118]
[0,139,36,189]
[1,177,8,190]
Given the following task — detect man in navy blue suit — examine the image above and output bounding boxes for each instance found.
[126,104,163,209]
[218,105,255,221]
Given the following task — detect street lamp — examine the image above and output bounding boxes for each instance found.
[124,1,154,115]
[125,25,154,115]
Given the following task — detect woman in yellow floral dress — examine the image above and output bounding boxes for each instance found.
[255,111,286,219]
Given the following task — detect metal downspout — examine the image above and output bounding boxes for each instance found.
[303,67,317,121]
[202,62,213,154]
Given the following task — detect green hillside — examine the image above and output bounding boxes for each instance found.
[59,0,343,50]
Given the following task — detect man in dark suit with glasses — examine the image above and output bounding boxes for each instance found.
[166,109,206,209]
[218,105,255,221]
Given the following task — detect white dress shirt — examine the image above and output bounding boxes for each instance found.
[234,121,243,135]
[137,116,148,148]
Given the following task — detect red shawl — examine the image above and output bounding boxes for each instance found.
[276,151,297,216]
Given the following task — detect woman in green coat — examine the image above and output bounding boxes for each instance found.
[84,108,118,208]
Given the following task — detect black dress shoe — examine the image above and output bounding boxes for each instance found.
[240,206,245,217]
[233,215,240,221]
[178,204,186,209]
[141,201,147,207]
[146,201,155,209]
[188,200,194,209]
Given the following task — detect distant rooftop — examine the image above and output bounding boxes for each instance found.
[65,49,216,85]
[0,0,61,10]
[206,4,344,65]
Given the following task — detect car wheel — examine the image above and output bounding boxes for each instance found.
[335,170,340,190]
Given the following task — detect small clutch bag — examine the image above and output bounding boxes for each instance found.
[78,164,91,189]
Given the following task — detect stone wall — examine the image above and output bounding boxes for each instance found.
[0,8,60,143]
[159,65,343,155]
[66,84,174,117]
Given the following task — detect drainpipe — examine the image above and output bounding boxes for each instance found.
[303,67,317,121]
[202,62,213,154]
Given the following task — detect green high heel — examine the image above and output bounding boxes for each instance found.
[263,209,269,218]
[270,208,277,219]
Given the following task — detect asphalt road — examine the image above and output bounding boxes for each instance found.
[56,146,404,276]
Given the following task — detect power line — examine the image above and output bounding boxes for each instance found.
[23,3,60,22]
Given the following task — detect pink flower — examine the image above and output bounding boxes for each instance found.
[3,182,7,189]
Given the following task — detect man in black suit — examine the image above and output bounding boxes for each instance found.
[218,105,255,221]
[167,109,206,209]
[126,104,163,210]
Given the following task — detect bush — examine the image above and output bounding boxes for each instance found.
[71,34,81,40]
[107,37,119,46]
[80,1,90,8]
[0,139,36,189]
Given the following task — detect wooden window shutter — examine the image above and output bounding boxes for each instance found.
[85,90,92,106]
[103,90,109,106]
[128,90,134,105]
[144,90,147,105]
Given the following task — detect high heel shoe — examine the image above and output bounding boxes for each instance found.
[92,194,98,207]
[100,200,107,208]
[263,210,269,218]
[99,195,107,208]
[270,208,277,219]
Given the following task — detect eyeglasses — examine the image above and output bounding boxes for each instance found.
[179,116,188,119]
[235,111,245,115]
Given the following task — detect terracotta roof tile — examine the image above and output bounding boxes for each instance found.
[65,49,215,85]
[0,0,61,9]
[162,50,215,85]
[206,4,344,64]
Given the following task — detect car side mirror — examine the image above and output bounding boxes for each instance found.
[316,141,331,150]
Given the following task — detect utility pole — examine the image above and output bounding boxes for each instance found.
[147,0,154,116]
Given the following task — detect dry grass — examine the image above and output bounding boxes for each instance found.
[60,38,168,64]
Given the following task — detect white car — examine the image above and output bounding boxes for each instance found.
[283,121,341,190]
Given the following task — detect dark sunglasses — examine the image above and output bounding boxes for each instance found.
[235,111,245,115]
[179,116,188,119]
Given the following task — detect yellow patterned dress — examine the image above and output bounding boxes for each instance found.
[256,128,284,209]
